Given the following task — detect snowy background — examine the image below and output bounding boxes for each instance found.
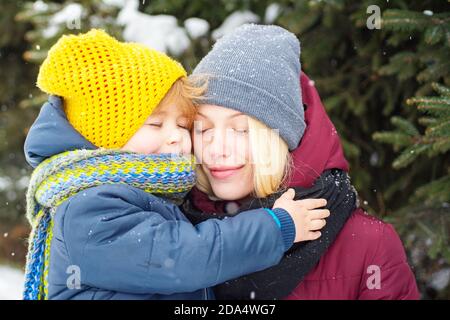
[0,0,449,300]
[0,266,24,300]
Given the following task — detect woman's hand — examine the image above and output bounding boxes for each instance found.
[273,188,330,242]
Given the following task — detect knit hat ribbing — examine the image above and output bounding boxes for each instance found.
[192,24,305,150]
[37,29,186,149]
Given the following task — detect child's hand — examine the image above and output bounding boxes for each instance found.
[273,188,330,243]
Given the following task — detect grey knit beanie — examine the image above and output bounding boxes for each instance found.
[192,23,305,150]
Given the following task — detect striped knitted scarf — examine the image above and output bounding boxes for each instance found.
[23,149,196,300]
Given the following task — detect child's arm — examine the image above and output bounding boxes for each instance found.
[58,184,295,295]
[24,96,96,168]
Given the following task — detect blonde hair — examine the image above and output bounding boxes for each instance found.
[155,76,207,129]
[196,116,292,198]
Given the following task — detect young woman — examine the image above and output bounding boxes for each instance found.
[182,24,420,300]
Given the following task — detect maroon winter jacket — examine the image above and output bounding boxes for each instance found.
[284,72,419,299]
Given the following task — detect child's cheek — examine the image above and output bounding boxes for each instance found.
[183,131,193,155]
[122,127,162,154]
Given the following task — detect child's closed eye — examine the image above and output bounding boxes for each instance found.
[177,119,190,130]
[146,122,162,128]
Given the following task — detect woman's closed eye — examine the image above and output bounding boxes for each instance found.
[193,116,213,132]
[194,125,212,134]
[233,128,248,134]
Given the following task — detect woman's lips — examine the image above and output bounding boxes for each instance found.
[208,165,244,179]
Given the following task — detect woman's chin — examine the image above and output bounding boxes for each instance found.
[205,166,254,201]
[211,185,251,201]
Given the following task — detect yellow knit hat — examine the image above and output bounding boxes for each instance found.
[37,29,187,148]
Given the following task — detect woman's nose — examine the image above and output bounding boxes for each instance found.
[209,129,232,160]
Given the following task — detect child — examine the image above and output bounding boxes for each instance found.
[23,29,329,300]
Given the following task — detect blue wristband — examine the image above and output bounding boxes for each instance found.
[264,208,281,228]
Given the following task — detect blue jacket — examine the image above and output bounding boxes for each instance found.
[24,96,296,300]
